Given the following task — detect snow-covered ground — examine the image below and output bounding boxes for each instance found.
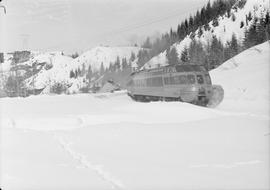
[0,42,269,189]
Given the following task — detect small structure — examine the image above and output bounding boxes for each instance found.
[98,80,120,93]
[131,61,138,72]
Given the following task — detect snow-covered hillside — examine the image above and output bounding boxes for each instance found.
[0,46,142,94]
[73,46,142,71]
[143,0,270,69]
[24,52,74,90]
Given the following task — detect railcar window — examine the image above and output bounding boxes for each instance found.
[175,65,207,72]
[196,75,204,84]
[146,77,163,87]
[170,76,175,84]
[164,76,185,85]
[179,75,187,84]
[134,79,146,87]
[205,74,211,84]
[146,78,151,86]
[164,77,169,85]
[172,76,180,84]
[187,75,195,84]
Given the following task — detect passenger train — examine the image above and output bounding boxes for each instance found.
[126,64,224,107]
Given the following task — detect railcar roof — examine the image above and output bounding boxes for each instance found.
[131,64,207,76]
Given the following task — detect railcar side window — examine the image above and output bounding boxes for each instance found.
[179,75,187,84]
[164,77,169,85]
[173,76,180,84]
[205,74,211,84]
[146,78,151,86]
[196,75,204,84]
[170,76,176,84]
[145,77,163,87]
[187,75,195,84]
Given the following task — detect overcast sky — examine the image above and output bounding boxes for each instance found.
[0,0,208,53]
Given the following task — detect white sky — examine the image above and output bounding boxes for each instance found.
[0,0,208,53]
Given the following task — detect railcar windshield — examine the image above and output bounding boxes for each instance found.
[196,75,204,84]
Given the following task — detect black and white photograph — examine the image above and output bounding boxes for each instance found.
[0,0,269,189]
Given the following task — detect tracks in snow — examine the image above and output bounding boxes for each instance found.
[53,134,125,190]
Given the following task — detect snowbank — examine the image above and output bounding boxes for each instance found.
[210,41,270,114]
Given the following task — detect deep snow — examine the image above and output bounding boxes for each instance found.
[0,42,269,189]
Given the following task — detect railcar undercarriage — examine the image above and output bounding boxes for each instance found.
[128,85,224,108]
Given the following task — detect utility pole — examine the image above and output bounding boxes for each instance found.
[20,34,30,51]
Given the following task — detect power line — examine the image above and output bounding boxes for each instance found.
[97,6,203,39]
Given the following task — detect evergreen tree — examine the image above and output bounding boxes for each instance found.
[70,70,75,78]
[188,16,194,33]
[121,58,128,70]
[205,0,212,22]
[231,13,236,21]
[212,18,219,27]
[0,53,4,63]
[86,65,92,83]
[265,11,270,41]
[198,26,204,38]
[109,62,114,72]
[209,35,224,69]
[100,62,105,75]
[184,19,189,34]
[137,49,150,68]
[142,37,152,49]
[230,33,239,56]
[166,47,179,65]
[180,46,189,63]
[243,20,257,48]
[200,6,206,26]
[256,16,268,43]
[71,52,79,59]
[81,63,86,76]
[188,39,207,65]
[240,21,244,28]
[130,52,136,62]
[77,67,82,76]
[115,56,121,71]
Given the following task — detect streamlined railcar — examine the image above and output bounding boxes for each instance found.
[127,64,223,107]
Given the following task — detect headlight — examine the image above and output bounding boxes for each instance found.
[190,86,197,91]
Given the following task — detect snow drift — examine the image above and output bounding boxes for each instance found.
[211,41,270,114]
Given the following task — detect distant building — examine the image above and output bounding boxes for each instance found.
[98,80,120,93]
[131,61,138,72]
